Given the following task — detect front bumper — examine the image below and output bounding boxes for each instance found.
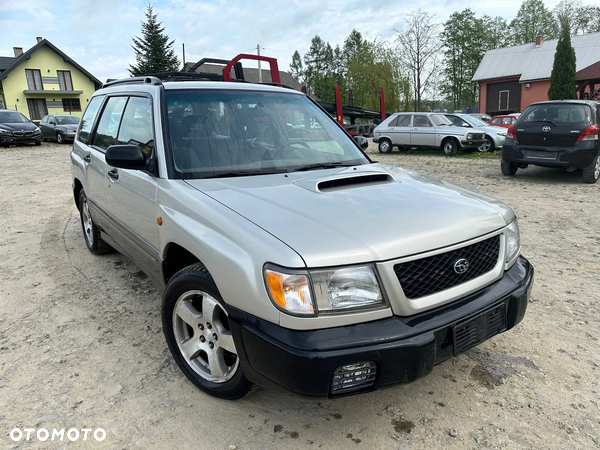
[229,256,533,397]
[461,138,486,149]
[1,134,43,145]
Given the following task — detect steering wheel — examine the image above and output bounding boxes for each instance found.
[271,140,310,160]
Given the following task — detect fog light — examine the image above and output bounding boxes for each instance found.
[331,361,376,394]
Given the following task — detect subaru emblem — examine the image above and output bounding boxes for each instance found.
[453,258,469,274]
[542,126,551,132]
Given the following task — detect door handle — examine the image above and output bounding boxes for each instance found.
[108,169,119,180]
[83,154,91,163]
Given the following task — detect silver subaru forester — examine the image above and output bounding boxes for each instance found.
[71,74,533,399]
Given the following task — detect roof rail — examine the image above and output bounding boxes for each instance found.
[101,76,162,89]
[186,58,245,81]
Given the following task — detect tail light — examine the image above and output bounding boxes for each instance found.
[506,124,517,139]
[577,125,599,141]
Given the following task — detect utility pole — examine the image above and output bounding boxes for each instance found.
[256,44,262,83]
[182,43,186,68]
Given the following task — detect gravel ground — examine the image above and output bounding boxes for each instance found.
[0,141,599,450]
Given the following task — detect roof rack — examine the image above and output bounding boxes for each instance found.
[101,76,162,89]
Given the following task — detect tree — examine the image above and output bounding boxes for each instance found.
[395,9,441,111]
[547,21,577,100]
[289,50,304,84]
[509,0,557,45]
[553,0,600,35]
[129,5,180,76]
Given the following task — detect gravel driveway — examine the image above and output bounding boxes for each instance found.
[0,142,598,449]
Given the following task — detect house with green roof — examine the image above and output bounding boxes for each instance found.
[0,37,101,121]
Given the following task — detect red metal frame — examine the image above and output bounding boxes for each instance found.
[335,83,343,126]
[223,54,281,84]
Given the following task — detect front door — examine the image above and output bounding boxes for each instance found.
[499,91,509,111]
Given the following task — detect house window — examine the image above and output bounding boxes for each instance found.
[25,69,44,91]
[62,98,81,112]
[57,70,74,91]
[27,98,48,120]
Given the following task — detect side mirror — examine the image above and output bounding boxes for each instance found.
[463,123,470,127]
[353,135,369,149]
[105,144,146,170]
[49,121,55,125]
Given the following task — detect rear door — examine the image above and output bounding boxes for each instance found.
[386,114,411,145]
[410,114,435,147]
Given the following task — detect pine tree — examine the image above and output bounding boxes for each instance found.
[547,21,577,100]
[129,5,180,76]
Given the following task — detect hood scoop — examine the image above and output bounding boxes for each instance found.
[316,173,393,192]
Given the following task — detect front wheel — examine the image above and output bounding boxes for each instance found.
[378,139,392,153]
[582,153,600,184]
[479,136,494,153]
[442,139,458,156]
[57,133,64,144]
[162,264,252,399]
[501,159,518,176]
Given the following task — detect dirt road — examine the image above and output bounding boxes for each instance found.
[1,142,599,449]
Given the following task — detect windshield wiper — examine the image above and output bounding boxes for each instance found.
[208,169,287,178]
[293,162,356,172]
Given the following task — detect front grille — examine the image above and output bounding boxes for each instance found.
[12,131,33,137]
[471,133,484,140]
[394,235,500,299]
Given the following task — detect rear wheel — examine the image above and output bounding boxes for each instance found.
[378,139,392,153]
[442,138,458,156]
[582,153,600,184]
[162,264,252,399]
[501,159,518,176]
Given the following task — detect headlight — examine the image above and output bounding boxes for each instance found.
[0,129,11,135]
[505,219,520,263]
[467,133,473,139]
[34,127,42,135]
[264,264,384,316]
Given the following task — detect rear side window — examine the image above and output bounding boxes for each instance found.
[389,115,410,127]
[521,104,590,124]
[78,96,104,144]
[502,117,513,125]
[491,118,501,124]
[92,96,127,150]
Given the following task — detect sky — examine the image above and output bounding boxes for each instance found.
[0,0,587,83]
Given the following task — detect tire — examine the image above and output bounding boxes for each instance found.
[34,141,41,146]
[478,136,494,153]
[78,189,113,254]
[162,264,252,399]
[442,138,458,156]
[357,125,364,136]
[582,153,600,184]
[57,133,64,144]
[501,159,518,176]
[378,138,392,153]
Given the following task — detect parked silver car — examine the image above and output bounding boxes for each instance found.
[71,68,533,399]
[444,113,507,152]
[373,112,486,156]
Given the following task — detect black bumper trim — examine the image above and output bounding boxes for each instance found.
[228,256,533,397]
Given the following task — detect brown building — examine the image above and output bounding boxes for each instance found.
[472,32,600,116]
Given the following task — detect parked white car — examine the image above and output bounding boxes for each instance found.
[373,112,486,156]
[444,113,507,152]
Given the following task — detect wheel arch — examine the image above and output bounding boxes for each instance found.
[441,135,460,149]
[162,242,204,285]
[73,178,83,211]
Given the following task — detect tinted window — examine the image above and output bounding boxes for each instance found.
[117,97,154,157]
[521,104,590,124]
[78,96,104,144]
[55,116,80,125]
[92,97,127,150]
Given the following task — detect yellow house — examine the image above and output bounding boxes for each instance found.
[0,37,101,121]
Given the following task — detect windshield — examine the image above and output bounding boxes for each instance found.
[521,104,590,124]
[166,90,369,178]
[0,111,29,124]
[429,114,453,126]
[56,116,80,124]
[460,115,489,127]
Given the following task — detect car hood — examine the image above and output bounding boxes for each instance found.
[185,164,513,267]
[0,122,37,131]
[473,125,506,135]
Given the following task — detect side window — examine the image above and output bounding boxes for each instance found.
[117,97,154,158]
[502,117,512,125]
[491,118,501,125]
[78,96,104,145]
[413,115,432,127]
[388,116,400,127]
[92,96,128,151]
[396,115,411,127]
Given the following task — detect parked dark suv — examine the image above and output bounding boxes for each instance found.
[501,100,600,183]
